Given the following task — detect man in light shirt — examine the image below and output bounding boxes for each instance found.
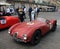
[5,7,11,16]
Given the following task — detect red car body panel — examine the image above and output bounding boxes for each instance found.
[9,18,56,42]
[0,16,20,29]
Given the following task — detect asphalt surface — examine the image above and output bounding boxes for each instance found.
[0,11,60,49]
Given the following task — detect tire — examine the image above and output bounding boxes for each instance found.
[30,30,41,45]
[51,22,57,32]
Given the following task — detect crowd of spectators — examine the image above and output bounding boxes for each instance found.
[0,5,40,22]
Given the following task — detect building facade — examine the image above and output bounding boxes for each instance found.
[0,0,59,8]
[0,0,6,2]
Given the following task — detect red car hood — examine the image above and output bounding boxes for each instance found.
[11,20,46,37]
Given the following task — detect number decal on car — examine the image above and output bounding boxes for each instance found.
[1,20,6,24]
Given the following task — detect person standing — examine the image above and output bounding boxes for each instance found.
[31,9,35,21]
[33,5,37,19]
[36,6,40,17]
[28,6,32,21]
[10,7,15,14]
[23,6,27,19]
[17,7,25,22]
[37,7,40,16]
[5,7,11,16]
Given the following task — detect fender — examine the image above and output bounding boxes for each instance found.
[9,23,21,35]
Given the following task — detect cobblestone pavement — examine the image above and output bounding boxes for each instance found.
[0,11,60,49]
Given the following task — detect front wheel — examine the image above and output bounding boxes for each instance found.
[30,30,41,45]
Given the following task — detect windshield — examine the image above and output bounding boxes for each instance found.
[37,17,47,22]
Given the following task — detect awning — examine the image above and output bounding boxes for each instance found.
[0,2,11,6]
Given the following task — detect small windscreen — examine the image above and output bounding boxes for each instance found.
[37,17,46,22]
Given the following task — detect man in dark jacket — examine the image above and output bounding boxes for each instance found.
[29,7,32,21]
[17,8,25,22]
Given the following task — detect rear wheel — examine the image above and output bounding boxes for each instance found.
[30,30,41,45]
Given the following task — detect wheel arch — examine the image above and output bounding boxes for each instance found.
[28,28,43,42]
[31,28,42,37]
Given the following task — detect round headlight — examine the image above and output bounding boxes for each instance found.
[8,30,10,34]
[24,37,27,40]
[8,31,10,34]
[23,34,27,40]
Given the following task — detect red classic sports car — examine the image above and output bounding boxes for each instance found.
[8,17,57,45]
[0,16,20,29]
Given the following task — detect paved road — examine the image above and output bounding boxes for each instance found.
[0,12,60,49]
